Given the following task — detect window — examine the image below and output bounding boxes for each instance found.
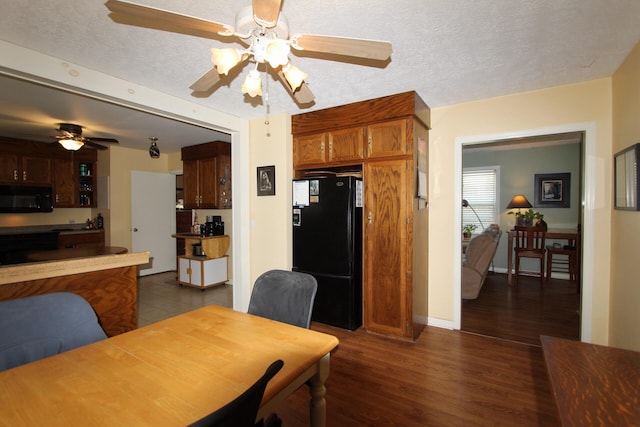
[462,166,499,231]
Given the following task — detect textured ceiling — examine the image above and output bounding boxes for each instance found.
[0,0,639,153]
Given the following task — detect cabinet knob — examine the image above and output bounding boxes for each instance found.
[367,211,373,224]
[23,170,27,181]
[133,228,138,232]
[13,170,18,180]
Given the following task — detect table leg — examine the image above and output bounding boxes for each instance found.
[308,353,330,427]
[507,232,513,285]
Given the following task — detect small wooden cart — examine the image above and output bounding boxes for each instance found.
[172,234,230,290]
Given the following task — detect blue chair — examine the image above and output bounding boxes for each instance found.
[0,292,107,371]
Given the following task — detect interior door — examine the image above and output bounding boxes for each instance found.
[131,171,176,276]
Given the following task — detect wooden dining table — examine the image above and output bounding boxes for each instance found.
[0,305,339,426]
[507,228,580,285]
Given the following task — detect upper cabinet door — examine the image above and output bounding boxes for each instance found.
[53,158,76,207]
[183,159,199,209]
[328,127,365,163]
[366,119,409,159]
[198,156,218,209]
[21,156,52,185]
[293,133,327,167]
[0,153,19,184]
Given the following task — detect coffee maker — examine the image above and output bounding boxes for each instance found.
[202,215,224,236]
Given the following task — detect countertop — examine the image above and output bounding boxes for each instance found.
[0,251,149,285]
[0,224,103,236]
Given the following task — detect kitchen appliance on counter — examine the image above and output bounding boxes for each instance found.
[0,185,53,213]
[201,216,224,236]
[292,175,363,330]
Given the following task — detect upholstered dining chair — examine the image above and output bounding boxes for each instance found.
[188,359,284,427]
[0,292,107,372]
[248,269,318,329]
[513,226,547,286]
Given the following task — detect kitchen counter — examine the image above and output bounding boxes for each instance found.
[0,251,149,336]
[0,224,102,236]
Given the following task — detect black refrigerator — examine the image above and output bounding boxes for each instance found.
[292,175,362,330]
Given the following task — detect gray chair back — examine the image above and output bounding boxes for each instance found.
[248,270,318,329]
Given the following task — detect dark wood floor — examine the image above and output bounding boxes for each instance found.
[462,272,581,346]
[273,273,581,425]
[275,322,561,426]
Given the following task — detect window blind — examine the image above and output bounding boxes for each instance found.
[463,167,499,230]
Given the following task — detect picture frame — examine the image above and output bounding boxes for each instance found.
[257,165,275,196]
[614,143,640,210]
[534,173,570,208]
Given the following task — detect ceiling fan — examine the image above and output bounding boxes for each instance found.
[104,0,393,105]
[54,123,119,151]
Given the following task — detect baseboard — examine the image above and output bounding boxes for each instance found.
[427,317,455,330]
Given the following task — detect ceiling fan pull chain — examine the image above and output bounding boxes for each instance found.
[264,69,271,137]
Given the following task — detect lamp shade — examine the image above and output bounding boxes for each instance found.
[58,139,84,151]
[506,194,532,209]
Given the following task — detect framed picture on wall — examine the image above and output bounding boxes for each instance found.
[534,173,570,208]
[257,165,275,196]
[614,143,640,210]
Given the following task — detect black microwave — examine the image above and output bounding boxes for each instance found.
[0,185,53,213]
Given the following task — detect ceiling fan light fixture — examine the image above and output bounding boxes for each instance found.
[242,69,262,97]
[59,139,84,151]
[210,48,242,75]
[282,63,307,91]
[265,39,290,68]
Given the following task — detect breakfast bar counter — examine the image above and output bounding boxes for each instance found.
[0,250,149,336]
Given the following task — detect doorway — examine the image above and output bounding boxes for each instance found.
[455,124,595,343]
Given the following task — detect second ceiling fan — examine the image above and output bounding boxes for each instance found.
[104,0,392,105]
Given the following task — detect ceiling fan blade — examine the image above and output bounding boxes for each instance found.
[190,67,222,92]
[86,137,119,144]
[276,71,315,105]
[84,141,109,150]
[105,0,235,39]
[252,0,282,27]
[290,34,392,61]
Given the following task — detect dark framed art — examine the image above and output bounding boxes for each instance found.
[257,165,275,196]
[614,143,640,210]
[534,173,570,208]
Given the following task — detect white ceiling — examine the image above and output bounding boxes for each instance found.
[1,0,639,154]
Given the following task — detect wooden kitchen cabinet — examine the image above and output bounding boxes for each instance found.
[367,119,409,159]
[0,153,51,185]
[0,138,98,208]
[363,159,411,337]
[182,141,231,209]
[53,157,76,207]
[293,127,365,168]
[292,91,430,340]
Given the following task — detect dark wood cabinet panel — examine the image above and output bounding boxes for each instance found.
[182,141,231,209]
[53,158,76,207]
